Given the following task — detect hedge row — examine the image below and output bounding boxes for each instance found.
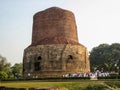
[1,75,120,81]
[1,77,90,81]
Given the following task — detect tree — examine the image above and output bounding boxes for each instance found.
[11,63,22,78]
[90,43,120,73]
[0,54,11,78]
[0,71,8,80]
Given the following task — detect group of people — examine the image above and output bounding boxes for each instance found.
[63,71,110,78]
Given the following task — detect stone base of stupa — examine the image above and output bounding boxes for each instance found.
[23,44,90,78]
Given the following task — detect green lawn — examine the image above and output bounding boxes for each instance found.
[0,80,120,90]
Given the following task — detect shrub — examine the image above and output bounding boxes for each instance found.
[0,71,8,80]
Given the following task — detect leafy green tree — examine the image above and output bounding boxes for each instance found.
[0,54,11,78]
[0,71,8,80]
[11,63,22,78]
[90,43,120,72]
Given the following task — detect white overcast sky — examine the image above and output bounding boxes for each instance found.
[0,0,120,65]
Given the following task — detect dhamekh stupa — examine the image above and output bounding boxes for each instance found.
[23,7,90,77]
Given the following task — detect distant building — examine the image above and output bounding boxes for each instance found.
[23,7,90,78]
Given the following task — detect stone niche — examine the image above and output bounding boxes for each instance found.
[23,7,90,78]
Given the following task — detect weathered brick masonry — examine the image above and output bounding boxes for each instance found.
[23,7,90,78]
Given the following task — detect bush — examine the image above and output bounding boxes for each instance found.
[0,71,8,80]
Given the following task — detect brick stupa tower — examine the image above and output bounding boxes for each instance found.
[23,7,90,77]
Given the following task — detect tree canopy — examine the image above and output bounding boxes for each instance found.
[0,54,22,79]
[90,43,120,73]
[11,63,22,78]
[0,55,11,73]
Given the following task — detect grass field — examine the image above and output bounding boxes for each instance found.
[0,80,120,90]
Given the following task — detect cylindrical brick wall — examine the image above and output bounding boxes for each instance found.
[23,7,90,78]
[31,7,79,46]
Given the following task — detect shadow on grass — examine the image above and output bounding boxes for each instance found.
[61,83,107,90]
[83,85,107,90]
[105,81,120,89]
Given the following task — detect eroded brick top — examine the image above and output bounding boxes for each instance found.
[31,7,79,46]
